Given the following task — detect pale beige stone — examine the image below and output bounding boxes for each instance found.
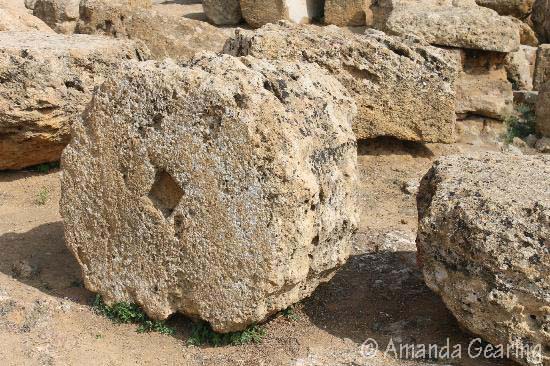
[324,0,372,26]
[449,49,514,119]
[0,0,53,32]
[475,0,534,18]
[203,0,242,25]
[224,24,458,143]
[240,0,324,28]
[417,153,550,366]
[76,0,230,61]
[536,82,550,137]
[534,44,550,90]
[505,45,537,90]
[0,32,149,170]
[60,53,358,332]
[373,0,521,52]
[33,0,80,34]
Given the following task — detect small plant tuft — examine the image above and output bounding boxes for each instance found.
[503,104,537,144]
[281,306,299,321]
[92,295,175,336]
[35,187,49,205]
[31,162,60,174]
[187,321,265,347]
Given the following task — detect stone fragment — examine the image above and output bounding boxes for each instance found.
[76,0,230,61]
[324,0,372,26]
[33,0,80,34]
[534,44,550,90]
[451,49,514,119]
[514,90,539,107]
[240,0,324,28]
[475,0,533,19]
[505,45,537,90]
[224,24,458,143]
[532,0,550,42]
[536,82,550,137]
[25,0,37,10]
[417,153,550,366]
[0,32,149,170]
[372,0,521,52]
[506,16,539,46]
[203,0,242,25]
[455,117,506,146]
[0,0,53,32]
[535,136,550,152]
[61,53,358,332]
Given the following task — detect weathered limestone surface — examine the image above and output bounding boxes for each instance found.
[0,0,53,32]
[537,82,550,137]
[507,16,539,46]
[61,53,358,332]
[225,24,458,143]
[324,0,372,26]
[505,45,537,90]
[373,0,521,52]
[417,153,550,366]
[0,32,149,170]
[76,0,230,61]
[475,0,534,18]
[33,0,80,34]
[203,0,242,25]
[240,0,324,28]
[448,49,514,119]
[532,0,550,42]
[534,44,550,91]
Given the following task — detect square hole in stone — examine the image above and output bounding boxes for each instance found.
[147,170,184,218]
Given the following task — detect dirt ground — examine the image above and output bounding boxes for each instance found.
[0,1,525,365]
[0,135,518,366]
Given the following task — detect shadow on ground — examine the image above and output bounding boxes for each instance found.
[303,250,515,365]
[0,221,92,304]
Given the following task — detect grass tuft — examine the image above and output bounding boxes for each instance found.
[281,306,299,321]
[35,187,49,205]
[31,162,60,174]
[187,321,265,347]
[92,295,175,336]
[503,104,536,144]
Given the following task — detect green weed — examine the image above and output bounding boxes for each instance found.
[187,321,265,347]
[92,295,175,336]
[504,104,537,144]
[35,187,49,205]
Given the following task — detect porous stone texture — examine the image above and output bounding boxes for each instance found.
[0,32,149,170]
[324,0,372,26]
[475,0,534,18]
[417,153,550,366]
[76,0,230,61]
[33,0,80,34]
[60,53,359,333]
[505,45,537,90]
[532,0,550,42]
[25,0,37,10]
[514,90,539,107]
[224,23,458,143]
[203,0,242,25]
[0,0,53,32]
[240,0,324,28]
[536,82,550,137]
[507,16,539,46]
[534,44,550,91]
[373,0,521,52]
[447,49,514,119]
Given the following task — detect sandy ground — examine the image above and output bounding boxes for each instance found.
[0,1,523,365]
[0,136,517,366]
